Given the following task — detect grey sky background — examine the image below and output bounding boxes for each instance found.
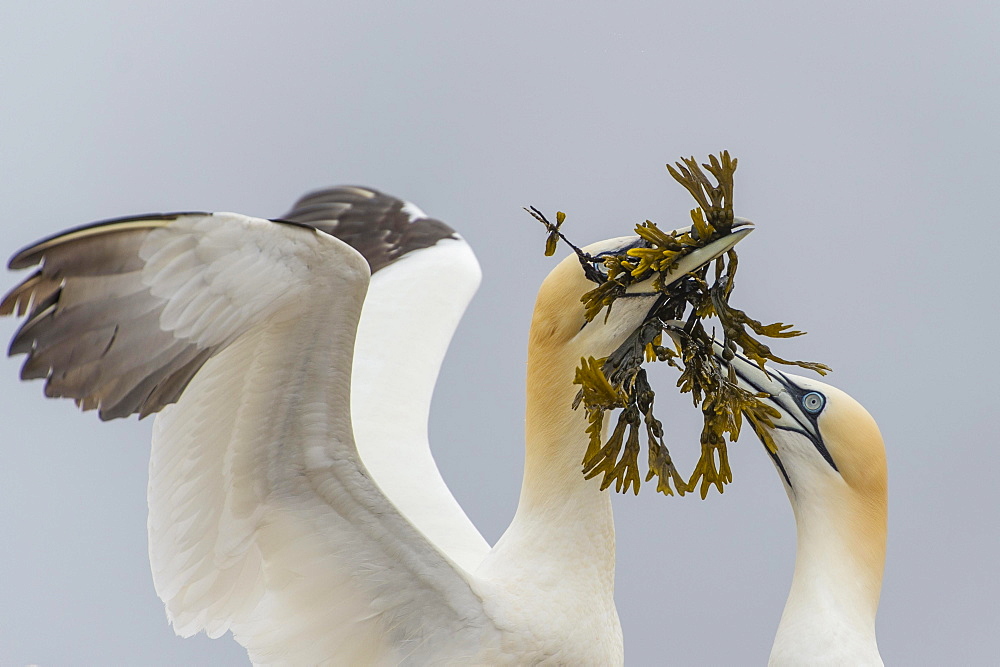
[1,2,996,665]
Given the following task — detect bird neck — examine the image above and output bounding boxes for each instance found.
[470,266,624,659]
[771,477,886,665]
[521,338,613,518]
[477,315,616,602]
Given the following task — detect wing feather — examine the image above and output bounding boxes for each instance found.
[281,187,492,573]
[280,185,458,273]
[3,211,500,664]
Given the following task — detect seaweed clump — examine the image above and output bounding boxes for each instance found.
[527,152,829,498]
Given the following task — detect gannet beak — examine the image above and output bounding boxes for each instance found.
[624,223,753,325]
[672,223,753,279]
[625,225,753,296]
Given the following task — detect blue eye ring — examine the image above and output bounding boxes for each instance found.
[801,391,826,414]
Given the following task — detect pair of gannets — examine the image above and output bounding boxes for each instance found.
[2,187,886,665]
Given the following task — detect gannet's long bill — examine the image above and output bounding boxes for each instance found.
[1,191,749,664]
[725,354,888,666]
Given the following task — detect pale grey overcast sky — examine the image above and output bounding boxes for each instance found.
[1,2,997,665]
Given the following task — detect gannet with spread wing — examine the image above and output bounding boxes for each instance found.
[1,187,749,665]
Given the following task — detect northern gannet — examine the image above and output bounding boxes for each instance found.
[724,352,887,666]
[1,188,749,664]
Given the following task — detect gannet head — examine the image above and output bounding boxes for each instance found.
[724,349,888,661]
[724,356,887,505]
[724,353,888,613]
[531,227,753,359]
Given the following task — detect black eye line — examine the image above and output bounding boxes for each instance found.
[735,364,839,473]
[765,445,793,490]
[778,379,838,471]
[770,424,838,472]
[727,355,797,487]
[583,239,650,285]
[589,238,650,264]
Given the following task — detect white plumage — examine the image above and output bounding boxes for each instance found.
[2,186,892,666]
[721,353,888,666]
[2,189,749,665]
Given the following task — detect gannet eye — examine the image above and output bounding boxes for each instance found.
[801,391,826,414]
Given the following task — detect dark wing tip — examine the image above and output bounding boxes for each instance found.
[3,211,222,421]
[8,212,212,270]
[280,186,458,273]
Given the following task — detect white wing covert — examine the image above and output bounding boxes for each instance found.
[2,213,499,665]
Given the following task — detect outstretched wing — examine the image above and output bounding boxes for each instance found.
[2,212,237,419]
[0,187,456,421]
[2,213,499,664]
[280,186,492,571]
